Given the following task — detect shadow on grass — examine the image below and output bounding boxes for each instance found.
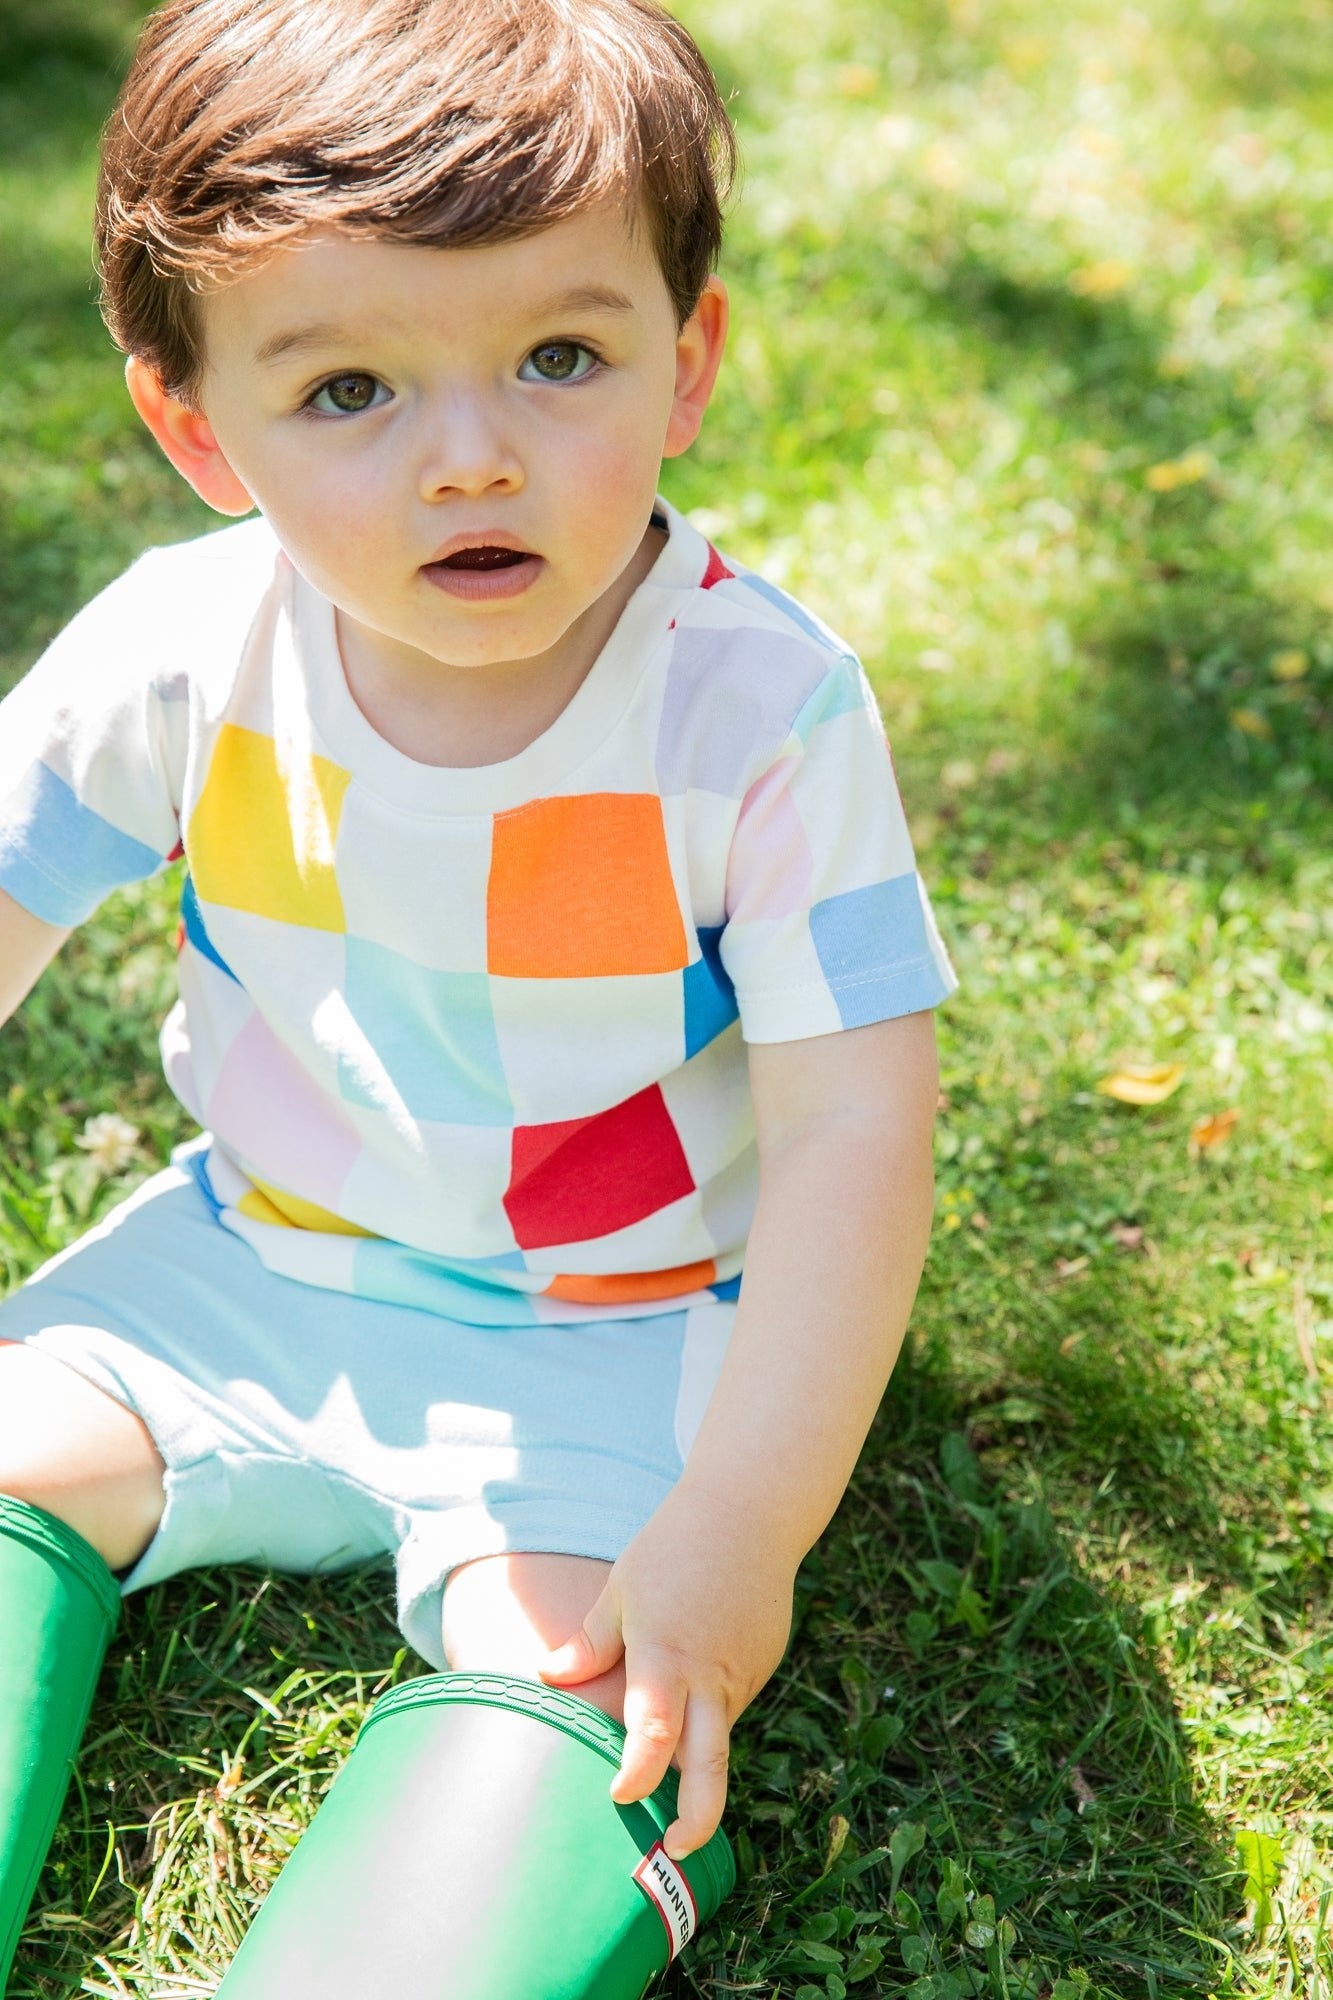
[886,248,1333,818]
[918,257,1333,809]
[717,1356,1245,1996]
[716,203,1333,826]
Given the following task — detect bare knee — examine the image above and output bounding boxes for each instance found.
[0,1342,165,1571]
[441,1552,626,1725]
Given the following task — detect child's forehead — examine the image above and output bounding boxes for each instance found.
[193,204,676,372]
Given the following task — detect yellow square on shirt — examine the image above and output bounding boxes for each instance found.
[189,723,350,932]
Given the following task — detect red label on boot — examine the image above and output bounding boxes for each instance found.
[633,1843,698,1960]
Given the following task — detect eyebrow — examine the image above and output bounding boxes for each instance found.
[252,283,638,368]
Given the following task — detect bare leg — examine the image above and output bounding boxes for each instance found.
[0,1342,165,1569]
[442,1551,625,1722]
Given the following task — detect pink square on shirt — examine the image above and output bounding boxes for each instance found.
[505,1084,695,1250]
[207,1010,360,1215]
[725,759,814,921]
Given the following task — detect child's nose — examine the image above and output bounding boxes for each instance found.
[417,396,524,500]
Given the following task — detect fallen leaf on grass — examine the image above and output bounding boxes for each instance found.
[1055,1254,1091,1279]
[1270,648,1309,681]
[1070,258,1133,299]
[1070,1765,1098,1811]
[1190,1108,1239,1156]
[1230,707,1274,739]
[1096,1062,1186,1104]
[819,1814,850,1881]
[923,141,965,189]
[1145,448,1213,491]
[1003,34,1050,73]
[835,62,879,97]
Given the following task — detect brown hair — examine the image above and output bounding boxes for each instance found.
[96,0,736,406]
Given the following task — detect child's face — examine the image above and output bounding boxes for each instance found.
[135,201,726,693]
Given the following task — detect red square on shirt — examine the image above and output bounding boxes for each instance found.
[505,1084,695,1250]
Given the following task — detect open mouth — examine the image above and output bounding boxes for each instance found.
[435,546,532,571]
[422,542,543,600]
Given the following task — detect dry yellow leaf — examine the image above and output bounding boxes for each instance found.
[1003,34,1051,72]
[1270,648,1309,681]
[923,142,965,188]
[1070,259,1133,300]
[823,1814,851,1875]
[1145,448,1213,492]
[836,63,879,97]
[1096,1063,1187,1105]
[1230,707,1273,739]
[1190,1108,1239,1156]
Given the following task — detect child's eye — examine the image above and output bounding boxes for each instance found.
[305,373,391,416]
[519,341,599,384]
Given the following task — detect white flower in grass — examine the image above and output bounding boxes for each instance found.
[76,1113,141,1176]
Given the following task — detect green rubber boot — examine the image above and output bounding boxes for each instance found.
[0,1496,120,1992]
[216,1671,736,1999]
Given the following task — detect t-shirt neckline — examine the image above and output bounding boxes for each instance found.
[293,498,706,817]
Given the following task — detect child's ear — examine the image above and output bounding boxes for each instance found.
[124,357,255,517]
[663,277,729,459]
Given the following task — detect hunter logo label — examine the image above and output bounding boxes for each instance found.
[633,1843,698,1960]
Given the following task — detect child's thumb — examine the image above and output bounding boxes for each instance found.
[538,1593,623,1686]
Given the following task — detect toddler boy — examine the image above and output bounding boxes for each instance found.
[0,0,955,1986]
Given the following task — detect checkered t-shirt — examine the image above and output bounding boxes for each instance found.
[0,501,956,1325]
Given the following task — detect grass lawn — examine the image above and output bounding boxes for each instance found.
[2,0,1332,1994]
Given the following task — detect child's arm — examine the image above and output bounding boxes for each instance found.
[542,1006,939,1856]
[0,886,69,1027]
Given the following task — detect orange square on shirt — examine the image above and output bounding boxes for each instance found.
[487,793,688,979]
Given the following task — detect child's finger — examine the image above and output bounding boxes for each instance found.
[537,1587,624,1686]
[662,1692,730,1859]
[609,1661,686,1805]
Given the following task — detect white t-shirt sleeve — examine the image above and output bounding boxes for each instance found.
[0,551,188,926]
[719,654,957,1043]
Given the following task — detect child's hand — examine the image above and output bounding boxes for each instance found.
[538,1484,795,1857]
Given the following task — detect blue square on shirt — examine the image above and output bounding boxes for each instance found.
[339,938,512,1126]
[0,762,163,927]
[809,874,939,1029]
[682,925,738,1058]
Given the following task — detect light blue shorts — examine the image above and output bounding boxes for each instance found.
[0,1165,734,1667]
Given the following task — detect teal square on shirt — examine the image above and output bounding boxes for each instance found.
[339,938,512,1126]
